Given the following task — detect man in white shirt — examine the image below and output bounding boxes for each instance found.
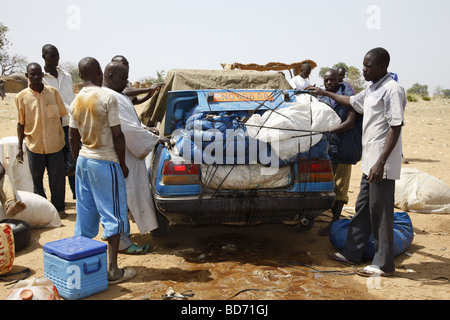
[308,47,406,277]
[102,61,167,254]
[42,44,76,199]
[289,63,312,90]
[111,55,160,106]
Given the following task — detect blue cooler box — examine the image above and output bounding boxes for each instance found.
[43,236,108,300]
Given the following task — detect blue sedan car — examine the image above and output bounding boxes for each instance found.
[149,89,335,235]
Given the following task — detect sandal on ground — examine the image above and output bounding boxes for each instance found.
[328,252,356,265]
[58,211,67,219]
[356,265,393,277]
[108,267,136,285]
[119,243,151,255]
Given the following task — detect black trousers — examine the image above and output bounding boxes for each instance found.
[63,125,76,198]
[26,147,66,212]
[342,174,395,273]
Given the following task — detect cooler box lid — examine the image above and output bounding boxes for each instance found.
[43,236,107,261]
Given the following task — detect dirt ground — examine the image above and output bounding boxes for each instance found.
[0,92,449,301]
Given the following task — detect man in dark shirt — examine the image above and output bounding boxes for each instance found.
[313,69,362,236]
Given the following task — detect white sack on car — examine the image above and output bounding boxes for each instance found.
[201,164,291,190]
[245,94,341,160]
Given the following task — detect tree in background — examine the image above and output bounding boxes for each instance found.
[60,61,82,84]
[346,66,365,93]
[0,54,27,76]
[0,23,9,50]
[0,22,28,76]
[319,62,365,93]
[434,86,450,98]
[407,83,429,97]
[141,70,165,84]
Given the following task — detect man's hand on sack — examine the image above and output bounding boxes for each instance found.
[147,126,159,135]
[158,136,174,148]
[306,85,325,96]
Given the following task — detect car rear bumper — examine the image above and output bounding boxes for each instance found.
[153,191,335,225]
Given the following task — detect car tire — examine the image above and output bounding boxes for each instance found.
[150,207,170,237]
[0,219,31,252]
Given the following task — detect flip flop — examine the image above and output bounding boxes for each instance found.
[328,252,356,265]
[108,267,136,285]
[356,265,393,277]
[119,243,151,255]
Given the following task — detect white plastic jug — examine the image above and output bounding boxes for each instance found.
[0,137,33,192]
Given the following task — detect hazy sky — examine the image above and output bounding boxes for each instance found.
[2,0,449,93]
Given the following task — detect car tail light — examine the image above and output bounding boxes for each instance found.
[298,159,333,183]
[162,160,200,185]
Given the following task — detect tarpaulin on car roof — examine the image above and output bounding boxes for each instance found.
[139,69,292,128]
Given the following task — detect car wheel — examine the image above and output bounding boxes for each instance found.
[150,207,170,237]
[0,219,31,252]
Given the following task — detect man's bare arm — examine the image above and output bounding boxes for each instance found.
[330,107,356,134]
[367,125,402,183]
[307,86,352,107]
[110,125,128,178]
[69,127,82,162]
[16,124,25,163]
[125,83,165,105]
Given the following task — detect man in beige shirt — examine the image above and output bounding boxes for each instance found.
[15,62,68,218]
[69,57,135,284]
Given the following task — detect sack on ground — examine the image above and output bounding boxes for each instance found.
[329,211,414,260]
[0,191,61,228]
[395,168,450,213]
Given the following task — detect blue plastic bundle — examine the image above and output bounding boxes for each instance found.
[175,111,268,165]
[174,105,331,167]
[329,211,414,259]
[277,134,330,167]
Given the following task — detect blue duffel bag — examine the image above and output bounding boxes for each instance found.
[329,211,414,259]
